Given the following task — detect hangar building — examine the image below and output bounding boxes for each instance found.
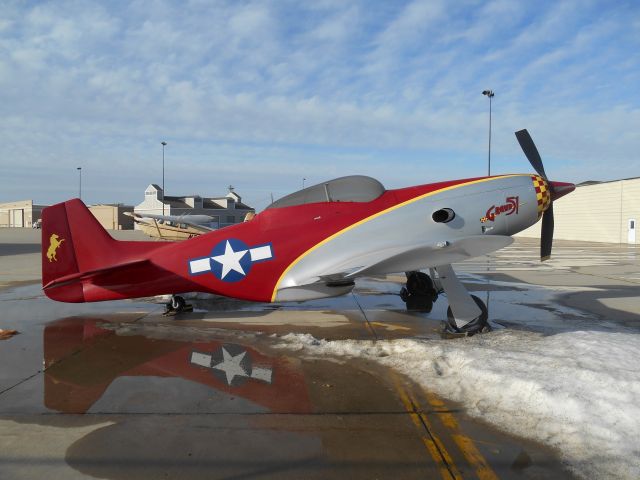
[1,200,133,230]
[88,204,134,230]
[517,177,639,244]
[134,184,254,229]
[0,200,47,228]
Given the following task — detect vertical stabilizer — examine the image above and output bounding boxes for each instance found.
[42,203,80,287]
[41,199,116,302]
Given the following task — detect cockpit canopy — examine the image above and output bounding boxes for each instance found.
[267,175,386,209]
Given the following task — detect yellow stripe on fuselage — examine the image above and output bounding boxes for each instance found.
[270,174,528,301]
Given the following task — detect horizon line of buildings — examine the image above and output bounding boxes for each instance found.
[1,177,638,245]
[0,184,255,231]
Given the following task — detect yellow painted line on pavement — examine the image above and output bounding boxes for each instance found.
[422,391,499,480]
[391,374,462,480]
[452,434,500,480]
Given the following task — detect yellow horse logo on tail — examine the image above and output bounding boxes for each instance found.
[47,234,65,262]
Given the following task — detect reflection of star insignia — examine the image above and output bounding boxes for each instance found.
[211,241,248,280]
[190,344,273,386]
[212,347,248,385]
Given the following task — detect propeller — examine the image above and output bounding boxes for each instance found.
[515,129,573,261]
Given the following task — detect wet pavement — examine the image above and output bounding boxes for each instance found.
[1,234,638,479]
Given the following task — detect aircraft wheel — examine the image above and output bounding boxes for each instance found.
[401,272,437,312]
[406,271,438,301]
[445,295,489,335]
[163,301,174,314]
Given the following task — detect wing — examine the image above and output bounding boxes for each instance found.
[273,235,513,302]
[345,235,513,278]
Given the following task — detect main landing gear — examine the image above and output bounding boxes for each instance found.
[445,294,489,335]
[400,271,439,312]
[163,295,193,315]
[400,266,489,336]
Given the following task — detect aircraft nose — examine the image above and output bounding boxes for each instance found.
[550,181,575,201]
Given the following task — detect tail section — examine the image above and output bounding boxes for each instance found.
[42,199,184,303]
[42,199,118,302]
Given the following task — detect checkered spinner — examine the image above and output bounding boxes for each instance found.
[532,175,551,218]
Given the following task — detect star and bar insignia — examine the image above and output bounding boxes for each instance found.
[188,238,274,282]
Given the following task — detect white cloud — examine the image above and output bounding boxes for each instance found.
[0,0,638,207]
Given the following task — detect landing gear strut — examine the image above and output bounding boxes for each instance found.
[400,271,439,312]
[444,294,489,335]
[435,265,489,336]
[399,267,490,336]
[163,295,193,315]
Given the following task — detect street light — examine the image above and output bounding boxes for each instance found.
[302,178,306,189]
[77,167,82,200]
[161,141,167,215]
[482,90,494,176]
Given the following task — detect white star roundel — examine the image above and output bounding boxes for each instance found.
[188,238,273,282]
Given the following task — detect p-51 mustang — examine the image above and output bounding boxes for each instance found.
[41,130,574,335]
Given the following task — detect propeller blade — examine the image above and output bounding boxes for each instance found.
[515,129,547,180]
[541,203,554,261]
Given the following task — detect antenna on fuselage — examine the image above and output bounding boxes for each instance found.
[323,183,332,202]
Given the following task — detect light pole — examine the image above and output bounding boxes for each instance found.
[77,167,82,200]
[302,178,306,189]
[161,141,167,215]
[482,90,494,176]
[481,90,495,312]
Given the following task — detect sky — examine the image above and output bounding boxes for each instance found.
[1,0,639,210]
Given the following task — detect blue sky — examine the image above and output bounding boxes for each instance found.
[1,0,639,210]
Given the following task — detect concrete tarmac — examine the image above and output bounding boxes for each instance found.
[1,228,637,479]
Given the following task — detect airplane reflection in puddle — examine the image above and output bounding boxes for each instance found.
[43,318,312,414]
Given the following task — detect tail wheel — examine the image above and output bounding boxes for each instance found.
[171,295,186,312]
[445,295,489,335]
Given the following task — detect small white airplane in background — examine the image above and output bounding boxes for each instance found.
[125,212,218,240]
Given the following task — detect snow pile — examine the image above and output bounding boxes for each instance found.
[276,330,640,480]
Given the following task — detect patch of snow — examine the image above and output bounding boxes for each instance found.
[276,330,640,480]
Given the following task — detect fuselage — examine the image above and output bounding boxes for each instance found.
[148,174,550,302]
[45,174,562,304]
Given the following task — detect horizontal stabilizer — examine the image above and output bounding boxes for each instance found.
[43,259,151,291]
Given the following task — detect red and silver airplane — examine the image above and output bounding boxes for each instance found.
[41,130,574,335]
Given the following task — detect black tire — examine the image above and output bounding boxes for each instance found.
[445,295,489,335]
[406,271,438,301]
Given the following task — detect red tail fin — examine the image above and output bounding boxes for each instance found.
[42,199,117,302]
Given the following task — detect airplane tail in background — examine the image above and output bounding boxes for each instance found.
[41,199,119,302]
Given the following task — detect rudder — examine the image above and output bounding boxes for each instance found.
[42,199,116,302]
